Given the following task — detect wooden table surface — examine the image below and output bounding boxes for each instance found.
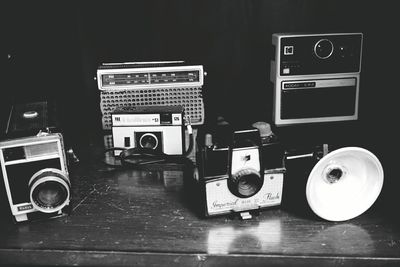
[0,140,400,267]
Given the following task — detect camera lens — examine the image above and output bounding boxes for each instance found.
[33,181,68,208]
[314,39,334,59]
[139,133,159,149]
[229,168,263,198]
[29,168,70,213]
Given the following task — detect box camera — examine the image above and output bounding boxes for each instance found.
[0,133,71,222]
[6,101,59,137]
[196,122,285,218]
[270,33,363,126]
[111,105,185,156]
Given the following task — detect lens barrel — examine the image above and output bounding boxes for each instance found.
[229,168,263,198]
[29,168,70,213]
[139,133,159,149]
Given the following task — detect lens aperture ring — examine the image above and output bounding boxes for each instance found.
[230,168,263,198]
[29,168,70,213]
[139,133,159,150]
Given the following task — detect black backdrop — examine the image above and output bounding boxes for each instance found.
[2,1,399,200]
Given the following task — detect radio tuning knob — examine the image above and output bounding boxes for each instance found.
[338,45,352,58]
[314,39,334,59]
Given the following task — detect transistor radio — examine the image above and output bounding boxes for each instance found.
[97,61,205,130]
[270,33,363,126]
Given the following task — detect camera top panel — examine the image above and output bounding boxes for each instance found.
[112,105,184,115]
[111,105,185,127]
[272,33,362,76]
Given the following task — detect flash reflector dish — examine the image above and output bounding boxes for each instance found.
[306,147,383,221]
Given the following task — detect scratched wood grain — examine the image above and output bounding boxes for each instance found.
[0,136,400,266]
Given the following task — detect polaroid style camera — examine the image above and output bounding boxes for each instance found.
[196,122,285,219]
[270,33,363,126]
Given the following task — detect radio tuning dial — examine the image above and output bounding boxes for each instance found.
[314,39,334,59]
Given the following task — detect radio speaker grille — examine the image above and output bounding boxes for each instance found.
[97,62,205,130]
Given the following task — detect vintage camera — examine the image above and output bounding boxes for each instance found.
[0,101,71,222]
[270,33,363,126]
[196,121,285,218]
[111,105,186,156]
[0,133,70,222]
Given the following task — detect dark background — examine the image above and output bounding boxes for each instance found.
[1,1,398,203]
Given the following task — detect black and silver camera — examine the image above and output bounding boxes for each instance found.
[0,101,71,222]
[0,133,71,222]
[196,121,285,218]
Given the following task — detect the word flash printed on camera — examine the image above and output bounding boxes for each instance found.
[306,147,383,221]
